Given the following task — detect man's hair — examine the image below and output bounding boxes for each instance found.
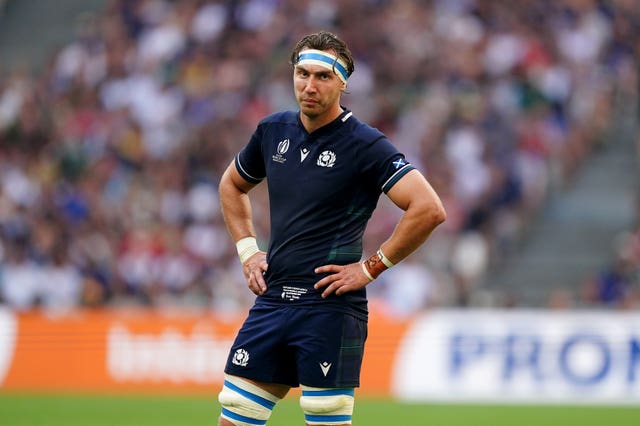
[290,31,355,78]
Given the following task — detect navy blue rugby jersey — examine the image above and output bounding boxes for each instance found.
[234,108,414,319]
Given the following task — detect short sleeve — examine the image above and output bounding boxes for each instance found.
[380,155,414,193]
[235,129,266,184]
[363,136,415,194]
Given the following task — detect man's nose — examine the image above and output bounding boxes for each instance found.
[305,76,318,92]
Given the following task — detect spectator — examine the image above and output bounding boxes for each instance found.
[0,0,638,312]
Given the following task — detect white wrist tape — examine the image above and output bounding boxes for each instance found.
[236,237,260,264]
[378,248,395,268]
[361,262,374,282]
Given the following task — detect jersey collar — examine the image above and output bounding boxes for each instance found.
[298,107,353,137]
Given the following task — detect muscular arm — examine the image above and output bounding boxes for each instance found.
[314,169,446,297]
[219,161,258,241]
[219,160,268,295]
[379,169,446,263]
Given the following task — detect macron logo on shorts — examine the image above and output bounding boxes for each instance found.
[319,362,332,377]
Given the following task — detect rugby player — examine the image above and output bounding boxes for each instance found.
[217,31,446,426]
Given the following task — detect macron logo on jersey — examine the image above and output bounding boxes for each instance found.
[393,158,406,169]
[300,148,310,162]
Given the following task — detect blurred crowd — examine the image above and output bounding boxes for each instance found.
[0,0,639,314]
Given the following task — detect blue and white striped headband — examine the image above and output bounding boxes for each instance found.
[296,49,349,84]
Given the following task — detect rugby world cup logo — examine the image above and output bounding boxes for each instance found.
[277,139,290,155]
[317,150,336,167]
[272,139,289,164]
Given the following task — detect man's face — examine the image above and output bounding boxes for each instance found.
[293,50,345,119]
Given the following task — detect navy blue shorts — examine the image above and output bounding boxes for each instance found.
[224,304,368,388]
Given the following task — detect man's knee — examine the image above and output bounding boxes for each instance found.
[218,375,281,426]
[299,386,355,425]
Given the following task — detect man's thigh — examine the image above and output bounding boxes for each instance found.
[224,304,299,386]
[289,309,368,388]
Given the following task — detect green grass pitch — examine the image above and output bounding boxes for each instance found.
[1,392,639,425]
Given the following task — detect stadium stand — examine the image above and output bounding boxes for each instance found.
[0,0,638,313]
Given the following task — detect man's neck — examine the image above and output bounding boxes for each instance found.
[300,105,344,133]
